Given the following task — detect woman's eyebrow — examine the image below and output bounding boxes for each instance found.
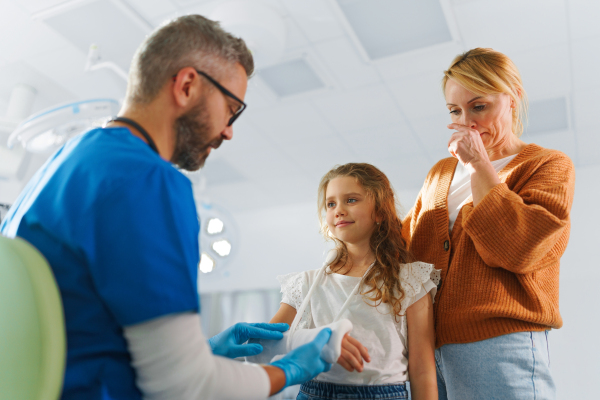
[446,96,484,106]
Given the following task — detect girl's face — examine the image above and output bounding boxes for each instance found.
[325,176,377,246]
[445,78,516,152]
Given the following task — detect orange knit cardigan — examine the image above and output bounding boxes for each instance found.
[402,144,575,348]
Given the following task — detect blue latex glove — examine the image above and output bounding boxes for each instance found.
[209,322,289,359]
[270,328,333,388]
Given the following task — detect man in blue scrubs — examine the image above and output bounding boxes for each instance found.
[0,15,342,399]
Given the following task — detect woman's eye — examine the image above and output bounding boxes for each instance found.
[449,109,459,115]
[473,105,485,111]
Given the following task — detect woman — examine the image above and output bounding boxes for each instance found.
[402,48,575,400]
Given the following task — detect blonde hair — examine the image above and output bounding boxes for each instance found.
[442,48,528,137]
[317,163,413,320]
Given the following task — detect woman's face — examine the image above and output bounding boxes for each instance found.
[445,78,516,151]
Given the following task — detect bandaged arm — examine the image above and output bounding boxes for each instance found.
[123,312,270,400]
[247,319,353,365]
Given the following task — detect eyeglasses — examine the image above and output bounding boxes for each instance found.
[172,69,247,126]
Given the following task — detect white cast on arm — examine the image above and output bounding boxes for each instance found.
[123,312,270,400]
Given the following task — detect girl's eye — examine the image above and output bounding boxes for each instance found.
[347,198,357,204]
[327,202,335,208]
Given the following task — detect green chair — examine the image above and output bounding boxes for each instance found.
[0,235,66,400]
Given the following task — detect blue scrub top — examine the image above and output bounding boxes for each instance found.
[0,127,200,400]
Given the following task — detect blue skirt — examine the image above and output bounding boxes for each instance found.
[297,380,408,400]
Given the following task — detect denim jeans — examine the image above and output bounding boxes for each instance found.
[435,331,555,400]
[297,380,408,400]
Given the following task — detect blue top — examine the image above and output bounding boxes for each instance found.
[1,127,200,400]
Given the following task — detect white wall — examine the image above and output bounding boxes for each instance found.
[552,163,599,399]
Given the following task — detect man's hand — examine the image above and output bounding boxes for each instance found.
[337,333,370,372]
[209,322,289,359]
[271,328,333,389]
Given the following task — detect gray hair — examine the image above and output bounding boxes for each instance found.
[126,14,254,104]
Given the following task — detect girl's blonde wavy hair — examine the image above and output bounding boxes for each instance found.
[442,47,528,137]
[317,163,413,320]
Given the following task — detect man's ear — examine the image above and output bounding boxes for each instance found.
[172,67,203,108]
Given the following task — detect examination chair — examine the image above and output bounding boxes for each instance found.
[0,235,66,400]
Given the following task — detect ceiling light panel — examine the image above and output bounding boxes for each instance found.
[38,0,151,72]
[333,0,453,60]
[259,59,325,97]
[525,97,569,136]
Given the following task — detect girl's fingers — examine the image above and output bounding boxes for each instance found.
[346,335,371,363]
[340,348,363,372]
[341,336,363,365]
[337,355,354,372]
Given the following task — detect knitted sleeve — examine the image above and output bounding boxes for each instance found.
[461,151,575,274]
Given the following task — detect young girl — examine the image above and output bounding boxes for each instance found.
[270,163,439,400]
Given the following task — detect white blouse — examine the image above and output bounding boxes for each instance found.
[278,255,440,385]
[447,154,517,231]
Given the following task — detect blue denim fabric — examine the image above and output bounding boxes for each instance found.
[435,331,555,400]
[297,380,407,400]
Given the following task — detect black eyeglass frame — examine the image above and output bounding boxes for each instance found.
[172,69,247,126]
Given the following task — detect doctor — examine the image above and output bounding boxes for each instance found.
[0,15,337,400]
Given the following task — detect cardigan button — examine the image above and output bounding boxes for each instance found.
[444,240,450,251]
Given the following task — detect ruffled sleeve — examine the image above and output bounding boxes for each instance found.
[276,271,313,330]
[276,272,304,309]
[399,261,441,313]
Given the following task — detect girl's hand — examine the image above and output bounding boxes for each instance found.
[337,333,370,372]
[447,123,490,172]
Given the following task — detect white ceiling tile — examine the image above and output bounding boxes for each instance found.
[280,0,345,43]
[215,119,304,180]
[523,129,578,165]
[278,134,359,181]
[13,0,65,14]
[0,61,77,116]
[454,0,568,53]
[284,16,310,49]
[247,101,335,144]
[375,42,465,82]
[125,0,179,23]
[23,46,127,100]
[41,0,148,72]
[575,127,600,166]
[361,154,432,192]
[407,112,454,162]
[314,36,381,90]
[509,44,570,101]
[341,122,425,160]
[148,11,181,27]
[568,0,600,40]
[388,71,447,120]
[572,84,600,130]
[0,1,68,64]
[312,84,404,132]
[571,35,600,91]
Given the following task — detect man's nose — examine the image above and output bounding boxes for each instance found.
[222,125,233,141]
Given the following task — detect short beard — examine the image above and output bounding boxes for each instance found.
[171,99,221,171]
